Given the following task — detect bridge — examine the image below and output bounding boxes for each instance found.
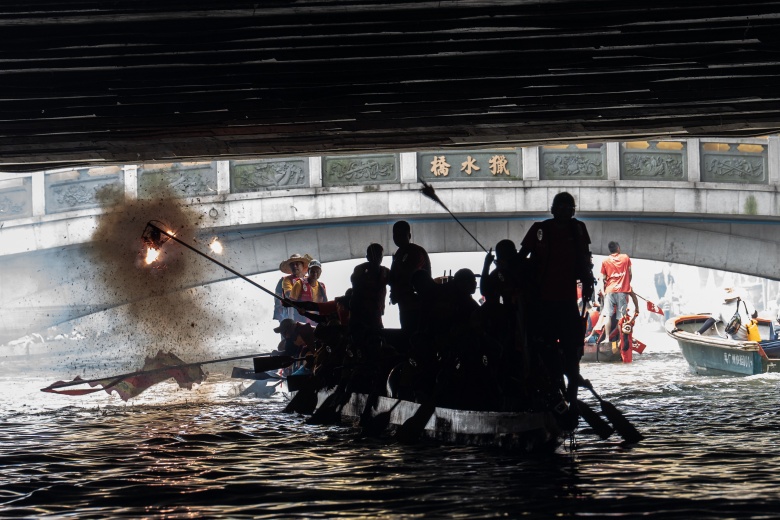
[2,136,780,342]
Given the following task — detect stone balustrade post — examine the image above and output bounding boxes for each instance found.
[309,157,323,188]
[606,142,620,181]
[122,164,138,200]
[522,147,539,180]
[31,171,45,216]
[768,136,780,185]
[400,152,417,184]
[216,161,230,194]
[686,138,701,182]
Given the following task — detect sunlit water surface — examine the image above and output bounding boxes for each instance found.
[2,325,780,519]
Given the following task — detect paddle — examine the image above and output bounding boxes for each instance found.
[306,382,353,425]
[283,379,319,414]
[283,389,318,414]
[576,398,613,440]
[360,400,401,438]
[252,355,309,373]
[231,366,281,381]
[42,352,272,392]
[419,181,488,253]
[580,378,643,444]
[395,398,436,443]
[396,366,451,443]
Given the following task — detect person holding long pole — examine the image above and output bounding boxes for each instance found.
[517,192,594,429]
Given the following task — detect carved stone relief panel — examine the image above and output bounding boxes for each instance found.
[620,141,686,180]
[541,144,606,180]
[45,166,124,214]
[700,142,768,184]
[0,177,32,221]
[323,155,398,186]
[230,159,309,193]
[138,162,218,199]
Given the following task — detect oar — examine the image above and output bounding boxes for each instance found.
[580,378,644,444]
[283,379,319,414]
[306,382,353,425]
[576,398,613,440]
[42,352,273,392]
[360,400,401,438]
[251,355,309,373]
[396,398,436,443]
[419,181,488,253]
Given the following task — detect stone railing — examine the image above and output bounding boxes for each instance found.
[0,136,776,224]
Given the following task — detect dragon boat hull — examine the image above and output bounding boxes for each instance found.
[332,391,564,453]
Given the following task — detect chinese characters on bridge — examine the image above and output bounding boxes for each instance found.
[430,155,511,177]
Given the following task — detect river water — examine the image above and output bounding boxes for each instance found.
[2,323,780,519]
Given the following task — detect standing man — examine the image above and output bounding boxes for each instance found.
[389,220,431,334]
[350,243,391,337]
[518,192,594,426]
[600,241,632,346]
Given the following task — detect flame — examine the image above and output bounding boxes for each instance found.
[209,238,223,255]
[145,247,160,265]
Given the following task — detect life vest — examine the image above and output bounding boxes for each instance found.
[298,280,314,302]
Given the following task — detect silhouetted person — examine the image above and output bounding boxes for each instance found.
[518,192,594,424]
[481,240,521,302]
[350,243,391,337]
[390,220,431,334]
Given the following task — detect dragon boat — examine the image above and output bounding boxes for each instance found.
[232,365,568,453]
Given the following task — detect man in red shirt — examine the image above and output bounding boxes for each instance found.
[599,241,632,345]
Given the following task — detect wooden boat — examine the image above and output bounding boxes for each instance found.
[335,391,564,453]
[308,391,565,453]
[665,314,780,375]
[230,367,567,452]
[582,340,623,363]
[581,332,647,363]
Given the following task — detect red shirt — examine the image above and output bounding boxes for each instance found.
[601,253,632,293]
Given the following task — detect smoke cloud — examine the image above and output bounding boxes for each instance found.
[89,188,223,361]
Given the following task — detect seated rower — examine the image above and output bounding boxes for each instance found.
[273,318,316,374]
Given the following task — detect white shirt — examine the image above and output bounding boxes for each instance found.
[712,299,756,341]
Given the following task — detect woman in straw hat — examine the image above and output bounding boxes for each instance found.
[273,253,313,324]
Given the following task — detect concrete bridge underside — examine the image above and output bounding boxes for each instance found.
[2,213,778,344]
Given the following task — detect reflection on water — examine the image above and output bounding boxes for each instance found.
[2,325,780,518]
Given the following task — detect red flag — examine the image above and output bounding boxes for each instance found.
[646,300,664,315]
[632,339,647,354]
[42,351,206,401]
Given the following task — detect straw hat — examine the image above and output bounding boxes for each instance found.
[273,318,297,335]
[279,253,312,274]
[722,287,743,302]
